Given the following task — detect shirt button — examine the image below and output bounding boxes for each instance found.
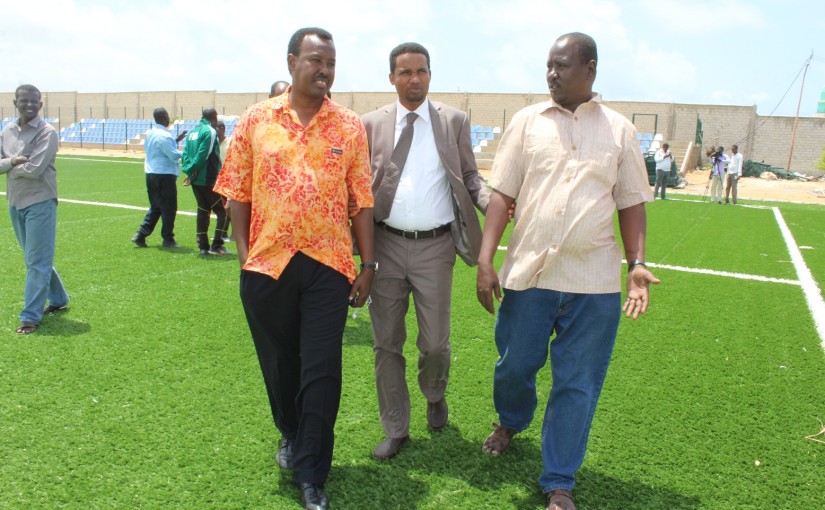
[572,145,577,151]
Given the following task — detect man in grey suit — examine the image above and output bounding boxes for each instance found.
[362,42,490,460]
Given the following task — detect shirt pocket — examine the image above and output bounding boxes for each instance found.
[524,133,563,174]
[580,140,621,186]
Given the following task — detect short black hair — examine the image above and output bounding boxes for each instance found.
[557,32,598,65]
[152,107,168,124]
[270,80,290,97]
[202,108,218,121]
[390,42,430,73]
[288,27,333,58]
[216,120,225,129]
[15,84,41,100]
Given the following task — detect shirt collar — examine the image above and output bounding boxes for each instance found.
[15,116,41,130]
[396,98,431,126]
[154,123,171,132]
[544,93,602,114]
[273,87,332,125]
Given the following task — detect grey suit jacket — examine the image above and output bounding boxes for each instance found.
[362,100,490,266]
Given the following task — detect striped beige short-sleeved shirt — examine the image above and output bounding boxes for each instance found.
[489,95,652,294]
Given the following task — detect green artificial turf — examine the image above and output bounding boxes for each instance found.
[1,157,824,509]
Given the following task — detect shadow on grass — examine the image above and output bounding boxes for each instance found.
[572,468,702,509]
[324,426,701,509]
[343,315,374,346]
[277,465,429,509]
[36,315,91,336]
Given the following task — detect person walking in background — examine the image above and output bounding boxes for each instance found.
[475,33,659,510]
[653,142,672,200]
[362,42,490,460]
[725,144,743,204]
[709,146,729,204]
[182,108,229,255]
[216,120,231,165]
[132,107,187,249]
[216,120,233,241]
[0,84,70,335]
[213,27,375,510]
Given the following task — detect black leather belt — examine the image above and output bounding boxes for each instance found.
[377,222,451,240]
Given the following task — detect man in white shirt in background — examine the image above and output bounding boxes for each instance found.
[725,144,743,205]
[132,107,187,249]
[653,142,673,200]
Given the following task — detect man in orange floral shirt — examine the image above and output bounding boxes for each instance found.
[213,27,374,510]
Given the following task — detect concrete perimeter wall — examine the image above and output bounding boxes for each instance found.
[1,90,822,172]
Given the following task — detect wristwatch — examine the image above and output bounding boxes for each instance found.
[627,259,646,273]
[360,262,379,272]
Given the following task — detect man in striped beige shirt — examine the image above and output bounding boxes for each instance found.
[475,33,659,510]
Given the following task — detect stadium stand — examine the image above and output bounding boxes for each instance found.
[58,118,237,148]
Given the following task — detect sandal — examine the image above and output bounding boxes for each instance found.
[547,489,576,510]
[16,321,38,335]
[482,422,516,456]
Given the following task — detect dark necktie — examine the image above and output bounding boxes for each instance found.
[374,112,418,222]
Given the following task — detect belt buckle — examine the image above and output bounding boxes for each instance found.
[403,229,418,240]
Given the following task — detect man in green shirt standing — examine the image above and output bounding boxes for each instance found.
[182,108,229,255]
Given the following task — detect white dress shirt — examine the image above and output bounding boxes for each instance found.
[654,148,672,171]
[728,152,743,176]
[385,99,455,231]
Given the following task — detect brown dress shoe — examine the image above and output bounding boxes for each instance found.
[427,398,448,430]
[482,422,516,456]
[373,436,409,460]
[546,489,576,510]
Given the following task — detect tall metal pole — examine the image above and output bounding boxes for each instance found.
[787,52,812,172]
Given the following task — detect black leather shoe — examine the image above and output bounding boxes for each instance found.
[276,438,294,469]
[131,234,147,248]
[373,436,409,460]
[299,483,329,510]
[428,398,448,430]
[161,239,179,249]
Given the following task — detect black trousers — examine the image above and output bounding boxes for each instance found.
[191,183,228,250]
[240,253,350,485]
[137,173,177,241]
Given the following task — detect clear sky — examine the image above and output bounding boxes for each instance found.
[1,0,823,117]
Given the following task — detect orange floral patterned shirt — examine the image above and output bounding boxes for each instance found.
[213,93,373,283]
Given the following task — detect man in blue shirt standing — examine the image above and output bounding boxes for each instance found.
[132,107,187,248]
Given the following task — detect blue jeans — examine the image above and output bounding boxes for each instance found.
[493,288,620,493]
[9,199,70,324]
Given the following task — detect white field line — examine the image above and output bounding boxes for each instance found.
[58,157,143,164]
[658,197,773,210]
[635,261,800,286]
[494,247,800,285]
[0,192,196,216]
[772,207,825,349]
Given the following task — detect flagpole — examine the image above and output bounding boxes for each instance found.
[787,52,813,172]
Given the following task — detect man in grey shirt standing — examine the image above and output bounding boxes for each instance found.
[0,84,70,334]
